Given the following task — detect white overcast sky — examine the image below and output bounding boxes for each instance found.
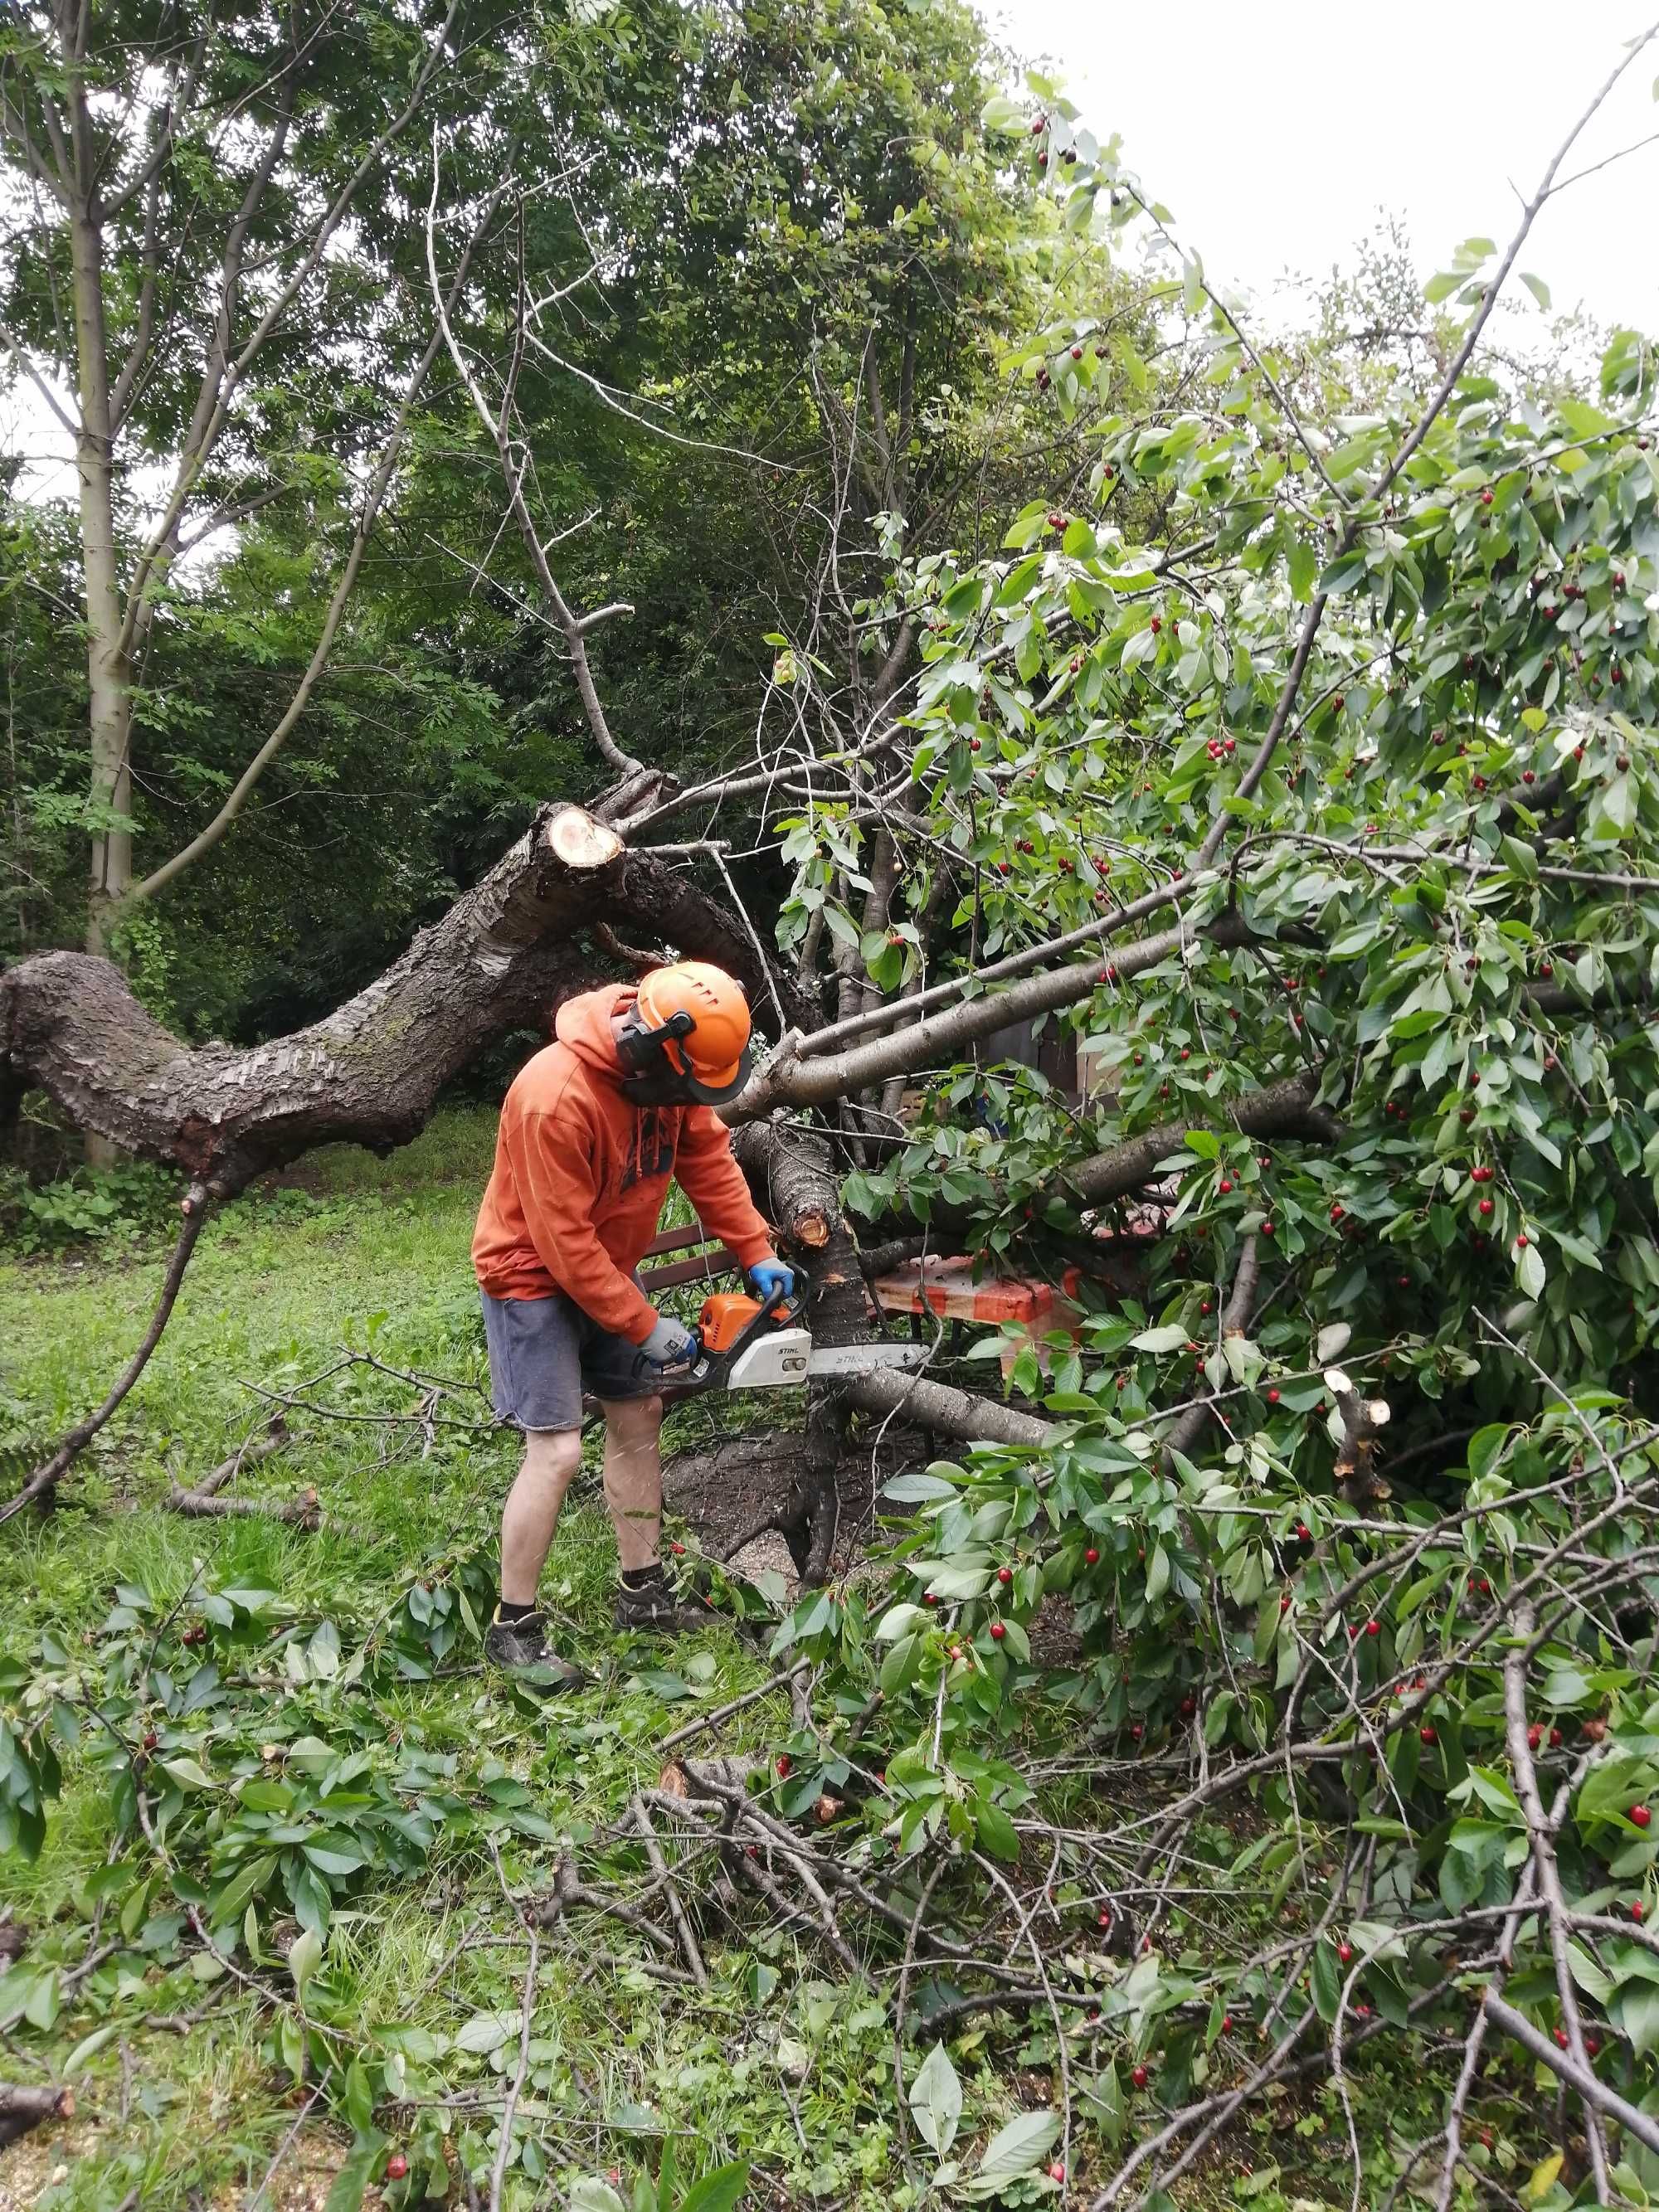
[975,0,1659,333]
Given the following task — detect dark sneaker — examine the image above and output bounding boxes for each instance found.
[613,1574,714,1634]
[484,1609,585,1689]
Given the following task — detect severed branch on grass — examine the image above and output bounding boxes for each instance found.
[0,2083,74,2149]
[0,1184,211,1526]
[163,1416,320,1526]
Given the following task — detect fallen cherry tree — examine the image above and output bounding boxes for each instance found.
[8,32,1659,2210]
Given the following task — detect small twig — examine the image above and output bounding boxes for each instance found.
[630,1794,708,1991]
[486,1838,541,2212]
[659,1658,810,1750]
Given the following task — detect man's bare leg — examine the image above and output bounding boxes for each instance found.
[599,1393,665,1571]
[499,1427,584,1605]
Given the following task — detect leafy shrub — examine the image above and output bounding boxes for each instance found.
[0,1160,180,1253]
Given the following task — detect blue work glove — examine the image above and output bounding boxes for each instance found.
[749,1258,795,1302]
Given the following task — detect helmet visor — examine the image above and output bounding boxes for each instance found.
[679,1039,756,1106]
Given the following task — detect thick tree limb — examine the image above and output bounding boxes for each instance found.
[846,1367,1053,1448]
[1067,1072,1337,1208]
[2,807,775,1193]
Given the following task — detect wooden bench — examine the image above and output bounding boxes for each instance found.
[638,1219,744,1295]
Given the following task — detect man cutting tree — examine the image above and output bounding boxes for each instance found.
[472,961,793,1681]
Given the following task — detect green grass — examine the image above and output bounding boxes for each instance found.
[1,1111,875,2210]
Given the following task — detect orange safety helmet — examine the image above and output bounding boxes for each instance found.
[615,961,755,1107]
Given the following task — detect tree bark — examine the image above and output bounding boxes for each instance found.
[2,806,776,1194]
[68,182,129,952]
[733,1122,868,1578]
[1065,1070,1337,1206]
[0,2082,74,2149]
[844,1367,1053,1448]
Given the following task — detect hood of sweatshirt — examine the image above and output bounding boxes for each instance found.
[553,984,634,1080]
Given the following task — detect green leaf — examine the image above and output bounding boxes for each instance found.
[976,1801,1021,1861]
[681,2162,752,2212]
[1131,1324,1188,1354]
[287,1926,322,2004]
[909,2041,964,2156]
[160,1756,214,1793]
[1520,271,1552,311]
[322,2130,387,2212]
[883,1471,961,1504]
[569,2186,629,2212]
[964,2109,1061,2195]
[454,2007,523,2054]
[980,95,1028,134]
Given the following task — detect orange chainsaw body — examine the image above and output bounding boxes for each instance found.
[698,1291,769,1351]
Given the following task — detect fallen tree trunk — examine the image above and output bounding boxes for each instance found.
[1,805,786,1198]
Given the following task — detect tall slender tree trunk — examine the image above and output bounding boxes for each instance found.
[68,197,129,957]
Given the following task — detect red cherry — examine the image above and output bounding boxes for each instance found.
[1266,1388,1281,1404]
[1527,1723,1543,1749]
[1337,1942,1352,1963]
[1419,1725,1437,1744]
[1132,2064,1149,2088]
[1218,1179,1233,1194]
[989,1621,1006,1641]
[386,2154,409,2180]
[1480,489,1493,507]
[776,1754,792,1778]
[1296,1523,1311,1541]
[998,1566,1013,1587]
[1048,2163,1066,2185]
[1632,1902,1647,1923]
[1632,1806,1652,1829]
[142,1730,159,1751]
[923,1592,937,1606]
[1180,1694,1196,1717]
[1365,1621,1380,1638]
[1261,1222,1276,1237]
[1516,1234,1529,1249]
[1280,1592,1292,1612]
[1478,1199,1493,1217]
[1221,2013,1234,2035]
[1084,1547,1100,1565]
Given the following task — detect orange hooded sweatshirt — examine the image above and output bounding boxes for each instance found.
[471,984,774,1343]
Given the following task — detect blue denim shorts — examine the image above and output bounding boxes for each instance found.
[480,1291,657,1432]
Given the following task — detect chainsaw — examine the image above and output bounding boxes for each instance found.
[677,1277,928,1391]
